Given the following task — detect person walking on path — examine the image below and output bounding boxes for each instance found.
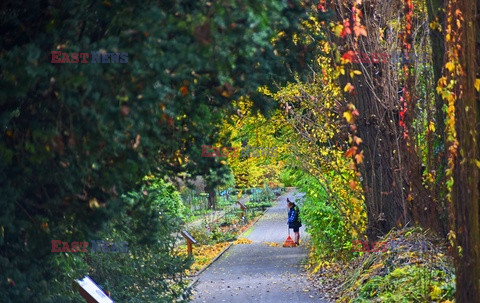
[287,198,302,245]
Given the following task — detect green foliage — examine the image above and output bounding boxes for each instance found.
[0,0,315,300]
[286,169,352,257]
[144,177,187,220]
[219,100,291,188]
[245,200,273,210]
[280,169,298,187]
[334,228,456,303]
[187,222,238,246]
[216,195,235,208]
[354,265,455,303]
[245,185,275,210]
[210,226,238,243]
[187,227,211,246]
[83,178,191,302]
[40,178,192,302]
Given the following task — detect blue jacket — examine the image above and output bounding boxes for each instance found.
[288,204,302,228]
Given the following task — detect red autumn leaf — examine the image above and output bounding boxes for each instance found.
[353,25,367,37]
[341,19,352,38]
[180,86,188,96]
[342,50,357,63]
[355,152,364,164]
[346,146,358,157]
[349,179,357,190]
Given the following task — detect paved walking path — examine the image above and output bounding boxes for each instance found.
[190,189,329,303]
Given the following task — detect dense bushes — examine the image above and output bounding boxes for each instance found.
[282,169,353,258]
[39,178,192,302]
[84,178,191,302]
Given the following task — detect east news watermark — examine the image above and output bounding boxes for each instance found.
[51,51,128,63]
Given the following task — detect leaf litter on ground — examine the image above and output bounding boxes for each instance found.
[307,227,456,302]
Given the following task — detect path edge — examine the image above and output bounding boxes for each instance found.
[181,197,278,299]
[181,189,293,300]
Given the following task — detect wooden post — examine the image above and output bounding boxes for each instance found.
[75,276,113,303]
[237,201,246,221]
[181,230,197,256]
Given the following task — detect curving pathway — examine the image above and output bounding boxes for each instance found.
[190,189,330,303]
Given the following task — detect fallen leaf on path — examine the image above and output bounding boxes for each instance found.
[263,241,280,247]
[234,237,252,244]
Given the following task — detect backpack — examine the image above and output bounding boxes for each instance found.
[294,205,302,225]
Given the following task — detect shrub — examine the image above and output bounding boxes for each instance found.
[82,178,192,303]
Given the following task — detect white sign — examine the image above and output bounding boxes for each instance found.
[76,276,114,303]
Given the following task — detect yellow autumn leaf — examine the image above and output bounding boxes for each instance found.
[343,111,353,123]
[344,82,354,93]
[430,285,442,300]
[436,86,443,95]
[234,237,252,244]
[349,70,362,78]
[89,198,100,209]
[428,121,436,132]
[445,61,455,72]
[263,241,280,247]
[332,23,343,37]
[475,78,480,92]
[475,160,480,168]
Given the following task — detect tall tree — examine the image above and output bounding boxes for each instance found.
[331,0,439,239]
[426,0,449,234]
[448,0,480,300]
[333,0,410,238]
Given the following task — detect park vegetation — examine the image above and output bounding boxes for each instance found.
[1,0,479,302]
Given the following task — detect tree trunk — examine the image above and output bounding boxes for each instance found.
[402,0,440,234]
[452,0,480,301]
[337,0,439,240]
[351,68,408,240]
[426,0,449,235]
[206,186,216,210]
